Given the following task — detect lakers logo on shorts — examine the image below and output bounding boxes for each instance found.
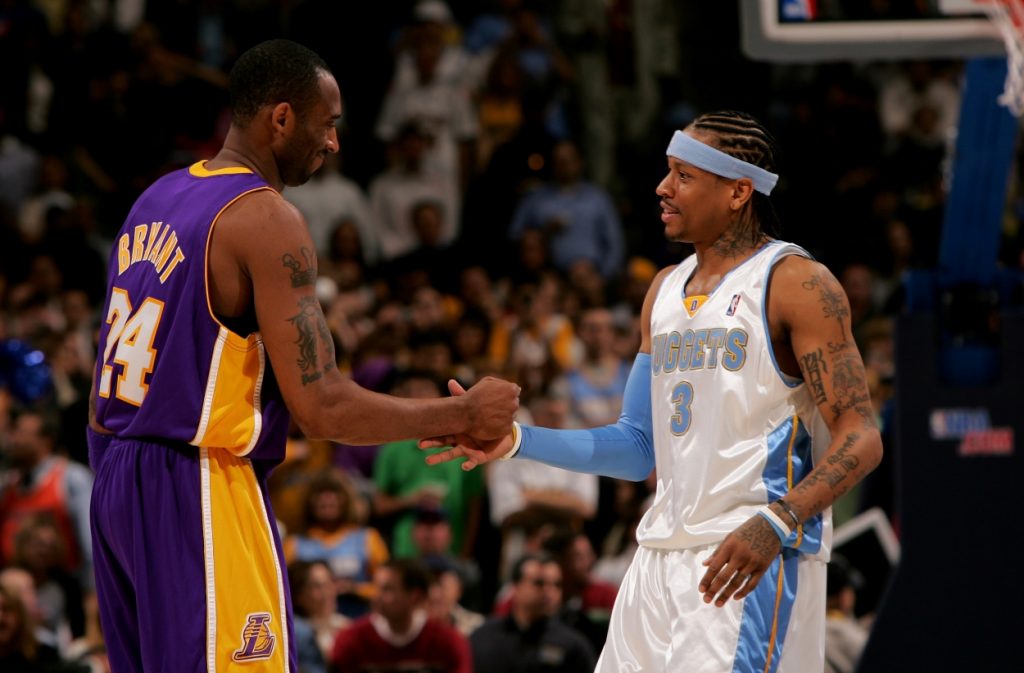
[232,612,276,662]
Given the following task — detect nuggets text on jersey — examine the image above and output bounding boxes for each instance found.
[650,328,749,374]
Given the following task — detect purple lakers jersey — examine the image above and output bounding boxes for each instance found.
[93,162,289,461]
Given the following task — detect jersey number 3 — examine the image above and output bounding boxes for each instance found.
[669,381,694,435]
[98,287,165,406]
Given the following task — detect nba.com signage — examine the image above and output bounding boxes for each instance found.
[929,408,1014,457]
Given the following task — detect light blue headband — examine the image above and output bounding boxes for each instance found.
[666,131,778,195]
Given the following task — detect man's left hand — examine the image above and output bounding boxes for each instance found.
[698,515,782,607]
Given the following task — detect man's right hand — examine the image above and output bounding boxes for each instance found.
[420,379,518,470]
[457,377,520,440]
[419,431,514,471]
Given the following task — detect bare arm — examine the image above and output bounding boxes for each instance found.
[773,256,884,521]
[212,192,519,444]
[698,255,882,607]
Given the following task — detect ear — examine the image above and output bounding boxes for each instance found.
[729,178,755,211]
[270,102,293,136]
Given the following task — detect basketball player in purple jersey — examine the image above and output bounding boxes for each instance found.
[87,39,519,673]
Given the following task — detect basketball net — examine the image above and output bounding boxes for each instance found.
[977,0,1024,116]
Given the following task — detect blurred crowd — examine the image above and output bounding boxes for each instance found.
[1,1,1022,671]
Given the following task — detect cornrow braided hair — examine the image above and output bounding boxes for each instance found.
[687,110,782,240]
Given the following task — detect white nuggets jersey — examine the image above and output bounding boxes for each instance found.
[636,240,831,561]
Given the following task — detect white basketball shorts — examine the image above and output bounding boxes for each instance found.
[596,544,825,673]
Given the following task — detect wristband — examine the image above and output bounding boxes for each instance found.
[756,505,792,543]
[498,421,523,461]
[775,499,801,529]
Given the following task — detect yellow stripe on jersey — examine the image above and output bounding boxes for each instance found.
[784,416,804,548]
[188,183,274,454]
[201,447,289,673]
[192,328,265,456]
[763,559,786,673]
[189,161,255,177]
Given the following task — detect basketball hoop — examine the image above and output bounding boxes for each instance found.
[976,0,1024,116]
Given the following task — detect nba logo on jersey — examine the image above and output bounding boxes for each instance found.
[689,298,701,313]
[726,294,742,316]
[232,613,276,662]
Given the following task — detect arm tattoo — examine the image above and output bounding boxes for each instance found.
[737,517,781,560]
[282,248,317,288]
[792,433,866,510]
[282,250,337,383]
[824,434,863,480]
[799,348,828,405]
[289,296,323,384]
[318,311,336,371]
[829,348,873,425]
[801,273,849,333]
[827,341,849,354]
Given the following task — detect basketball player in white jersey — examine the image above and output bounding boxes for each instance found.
[422,110,883,673]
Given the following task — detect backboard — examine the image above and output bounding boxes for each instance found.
[740,0,1005,62]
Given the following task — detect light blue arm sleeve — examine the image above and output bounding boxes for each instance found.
[517,353,654,481]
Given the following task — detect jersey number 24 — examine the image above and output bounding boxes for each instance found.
[98,287,165,406]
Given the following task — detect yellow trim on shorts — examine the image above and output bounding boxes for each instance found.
[763,557,786,673]
[202,447,289,672]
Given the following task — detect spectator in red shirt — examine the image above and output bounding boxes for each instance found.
[330,558,471,673]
